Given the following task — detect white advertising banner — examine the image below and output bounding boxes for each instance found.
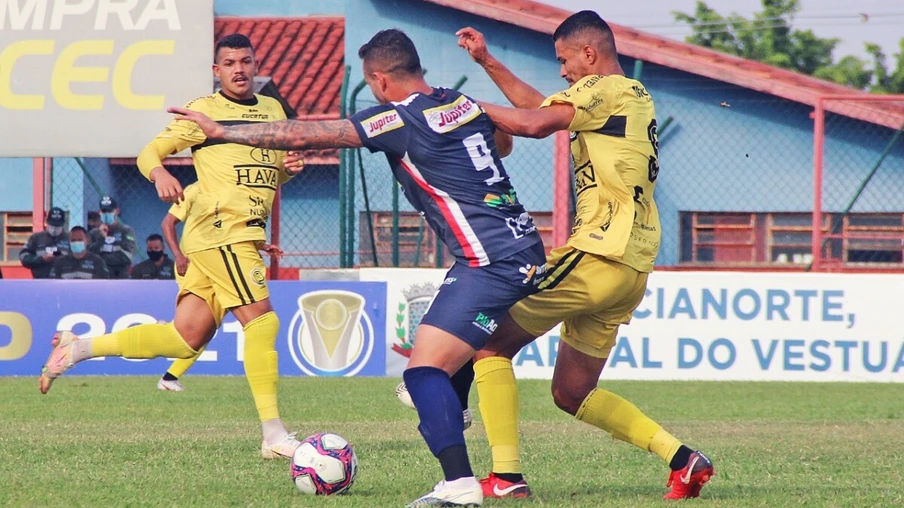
[0,0,214,156]
[362,268,904,382]
[360,267,448,377]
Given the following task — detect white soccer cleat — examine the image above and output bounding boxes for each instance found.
[261,432,302,460]
[396,381,417,409]
[397,382,474,430]
[407,479,483,507]
[157,378,185,392]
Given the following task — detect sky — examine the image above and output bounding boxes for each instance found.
[541,0,904,62]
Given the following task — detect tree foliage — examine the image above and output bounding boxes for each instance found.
[673,0,904,93]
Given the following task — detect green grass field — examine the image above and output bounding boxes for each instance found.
[2,377,903,507]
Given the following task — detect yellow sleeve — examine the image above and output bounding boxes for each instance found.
[540,75,615,132]
[137,98,210,180]
[167,183,197,221]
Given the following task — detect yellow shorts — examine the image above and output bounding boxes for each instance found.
[177,241,268,322]
[509,246,648,359]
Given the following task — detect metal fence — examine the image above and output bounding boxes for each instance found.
[812,95,904,270]
[41,92,904,277]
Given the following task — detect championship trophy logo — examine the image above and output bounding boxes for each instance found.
[391,283,438,358]
[288,290,374,376]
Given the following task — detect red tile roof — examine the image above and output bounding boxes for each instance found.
[424,0,904,130]
[215,16,344,119]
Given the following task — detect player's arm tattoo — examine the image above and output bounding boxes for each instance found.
[220,119,363,150]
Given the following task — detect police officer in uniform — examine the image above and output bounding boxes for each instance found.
[130,233,175,280]
[20,207,70,279]
[50,226,110,279]
[88,196,137,279]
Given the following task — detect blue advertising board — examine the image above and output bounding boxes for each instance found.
[0,280,386,377]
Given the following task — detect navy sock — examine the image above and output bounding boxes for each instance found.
[403,366,473,481]
[162,372,178,381]
[449,360,474,410]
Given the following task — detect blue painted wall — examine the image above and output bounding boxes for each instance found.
[0,159,33,212]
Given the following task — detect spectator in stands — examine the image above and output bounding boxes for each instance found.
[131,233,175,280]
[20,207,70,279]
[50,226,109,279]
[88,195,137,279]
[87,211,101,233]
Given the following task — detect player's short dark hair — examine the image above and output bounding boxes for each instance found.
[553,10,616,50]
[215,33,254,62]
[70,226,87,235]
[358,29,422,76]
[147,233,164,243]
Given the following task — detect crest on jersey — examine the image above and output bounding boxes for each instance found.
[423,95,481,133]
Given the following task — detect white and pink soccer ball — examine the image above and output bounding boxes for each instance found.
[290,432,358,496]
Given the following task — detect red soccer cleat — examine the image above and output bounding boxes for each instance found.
[664,451,715,500]
[480,472,532,499]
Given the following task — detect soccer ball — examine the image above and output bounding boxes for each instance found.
[291,433,357,495]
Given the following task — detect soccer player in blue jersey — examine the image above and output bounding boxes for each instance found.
[169,29,547,508]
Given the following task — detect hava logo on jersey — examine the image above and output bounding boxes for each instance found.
[363,110,404,138]
[424,96,481,133]
[287,290,375,376]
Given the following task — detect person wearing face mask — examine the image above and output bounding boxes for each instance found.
[49,226,110,280]
[88,195,137,279]
[20,207,70,279]
[130,234,175,280]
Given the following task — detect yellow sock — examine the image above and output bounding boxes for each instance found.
[166,344,206,378]
[575,388,683,463]
[243,312,281,422]
[89,323,196,359]
[474,357,521,474]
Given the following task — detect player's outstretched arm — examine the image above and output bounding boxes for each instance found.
[456,27,546,109]
[167,107,363,151]
[480,102,575,139]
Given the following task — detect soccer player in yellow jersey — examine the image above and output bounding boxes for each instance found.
[39,34,306,460]
[456,12,714,500]
[156,182,286,392]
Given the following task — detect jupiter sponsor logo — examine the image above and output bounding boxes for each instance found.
[424,96,481,133]
[363,111,404,138]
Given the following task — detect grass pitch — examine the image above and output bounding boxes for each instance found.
[1,377,903,507]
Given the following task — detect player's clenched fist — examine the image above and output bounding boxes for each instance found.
[284,151,305,175]
[456,27,490,65]
[149,167,184,204]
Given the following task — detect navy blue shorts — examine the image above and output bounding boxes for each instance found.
[420,241,547,350]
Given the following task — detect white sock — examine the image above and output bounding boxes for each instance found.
[262,418,288,444]
[443,476,479,489]
[70,340,93,364]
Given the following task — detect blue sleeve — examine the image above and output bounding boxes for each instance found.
[349,104,409,156]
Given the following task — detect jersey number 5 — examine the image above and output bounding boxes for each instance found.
[464,133,504,185]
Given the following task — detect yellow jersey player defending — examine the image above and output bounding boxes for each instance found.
[156,182,286,392]
[456,12,714,500]
[39,34,306,460]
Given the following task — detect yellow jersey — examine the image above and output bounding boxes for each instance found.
[145,91,291,254]
[541,74,661,273]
